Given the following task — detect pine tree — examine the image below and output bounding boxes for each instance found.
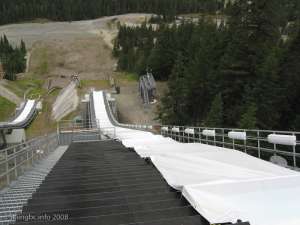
[158,53,189,125]
[147,25,177,80]
[20,40,26,56]
[277,30,300,130]
[253,47,283,129]
[0,35,26,81]
[204,93,223,127]
[239,103,257,129]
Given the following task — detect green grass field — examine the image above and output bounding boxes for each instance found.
[0,96,16,122]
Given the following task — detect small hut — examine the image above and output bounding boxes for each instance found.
[139,72,156,104]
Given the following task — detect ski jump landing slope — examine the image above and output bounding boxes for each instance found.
[0,99,37,129]
[91,91,300,225]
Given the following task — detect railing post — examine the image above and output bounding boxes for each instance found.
[193,130,195,143]
[214,133,216,146]
[293,145,296,168]
[199,128,202,144]
[222,129,225,148]
[244,130,247,153]
[31,147,34,165]
[180,127,183,143]
[257,131,261,159]
[293,132,296,167]
[13,147,17,179]
[26,148,29,169]
[5,150,10,186]
[57,122,60,145]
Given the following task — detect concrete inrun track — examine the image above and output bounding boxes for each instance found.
[13,141,212,225]
[0,100,38,130]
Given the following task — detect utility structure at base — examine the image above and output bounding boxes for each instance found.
[139,72,156,104]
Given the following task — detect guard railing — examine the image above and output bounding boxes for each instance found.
[57,120,116,145]
[0,133,59,189]
[157,125,300,168]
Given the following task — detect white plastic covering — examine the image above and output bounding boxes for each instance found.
[171,127,180,133]
[161,126,168,131]
[10,100,35,125]
[228,131,247,141]
[202,129,215,137]
[91,91,300,225]
[267,134,297,146]
[185,128,195,135]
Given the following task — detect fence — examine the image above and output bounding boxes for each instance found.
[97,91,300,169]
[157,125,300,169]
[57,120,116,145]
[0,133,59,189]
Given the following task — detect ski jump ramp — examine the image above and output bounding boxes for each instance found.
[91,90,300,225]
[0,99,37,129]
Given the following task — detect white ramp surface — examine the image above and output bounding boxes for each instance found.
[11,100,35,124]
[91,90,300,225]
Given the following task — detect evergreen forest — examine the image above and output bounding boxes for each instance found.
[0,35,26,81]
[113,0,300,130]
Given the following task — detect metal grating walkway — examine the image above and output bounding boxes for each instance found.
[12,141,210,225]
[0,146,67,225]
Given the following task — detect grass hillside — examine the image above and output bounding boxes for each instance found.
[0,96,16,121]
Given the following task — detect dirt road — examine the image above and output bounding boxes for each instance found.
[0,80,22,105]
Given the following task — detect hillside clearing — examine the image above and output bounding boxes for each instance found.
[0,96,16,122]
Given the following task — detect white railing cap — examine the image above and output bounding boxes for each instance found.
[228,131,247,141]
[267,134,297,146]
[161,127,169,131]
[202,129,216,137]
[184,128,195,134]
[172,127,180,133]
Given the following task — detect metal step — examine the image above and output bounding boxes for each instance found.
[13,141,209,225]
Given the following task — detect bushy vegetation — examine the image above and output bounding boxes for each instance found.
[113,0,300,131]
[0,35,26,81]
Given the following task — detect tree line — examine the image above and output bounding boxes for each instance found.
[113,0,300,131]
[1,0,299,25]
[0,0,222,25]
[0,35,26,81]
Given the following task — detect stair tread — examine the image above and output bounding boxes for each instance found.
[12,141,208,225]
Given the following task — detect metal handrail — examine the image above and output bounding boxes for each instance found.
[57,119,116,144]
[157,125,299,168]
[99,91,300,168]
[0,133,59,189]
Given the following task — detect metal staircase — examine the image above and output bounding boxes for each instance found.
[0,146,67,225]
[12,141,211,225]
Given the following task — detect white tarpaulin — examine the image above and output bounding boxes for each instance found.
[11,100,35,124]
[92,91,300,225]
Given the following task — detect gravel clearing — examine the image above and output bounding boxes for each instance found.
[0,14,152,48]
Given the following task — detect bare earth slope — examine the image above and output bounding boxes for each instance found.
[0,14,164,126]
